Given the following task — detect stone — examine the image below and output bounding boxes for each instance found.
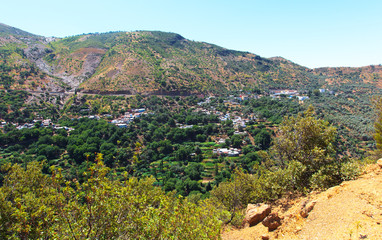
[262,212,282,231]
[244,203,271,227]
[300,200,316,218]
[377,159,382,168]
[261,234,270,240]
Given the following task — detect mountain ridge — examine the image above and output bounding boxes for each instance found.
[0,23,381,94]
[0,23,39,37]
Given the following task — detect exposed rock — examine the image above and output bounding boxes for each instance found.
[262,212,282,231]
[222,165,382,240]
[244,203,271,227]
[300,200,316,218]
[261,234,270,240]
[377,159,382,168]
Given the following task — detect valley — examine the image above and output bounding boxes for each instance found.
[1,22,382,239]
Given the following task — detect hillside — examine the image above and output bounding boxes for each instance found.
[0,24,64,91]
[44,31,314,94]
[222,162,382,240]
[0,23,38,38]
[1,23,382,95]
[314,65,382,91]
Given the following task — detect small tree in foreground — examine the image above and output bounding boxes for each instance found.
[372,96,382,158]
[271,105,339,189]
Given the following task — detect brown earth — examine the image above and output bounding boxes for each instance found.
[222,163,382,240]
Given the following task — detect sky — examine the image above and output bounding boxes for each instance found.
[1,0,382,68]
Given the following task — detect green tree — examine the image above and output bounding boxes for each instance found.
[0,157,223,239]
[372,96,382,157]
[230,135,242,148]
[211,169,254,223]
[185,162,205,180]
[273,106,336,167]
[271,105,338,189]
[254,128,271,150]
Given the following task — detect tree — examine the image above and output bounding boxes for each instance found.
[271,106,338,189]
[0,158,223,239]
[185,162,204,180]
[372,96,382,157]
[211,169,254,223]
[273,106,336,168]
[254,128,271,150]
[230,135,242,148]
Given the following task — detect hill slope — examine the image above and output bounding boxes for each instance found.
[1,23,382,95]
[45,31,314,94]
[0,24,65,91]
[222,163,382,240]
[0,23,38,37]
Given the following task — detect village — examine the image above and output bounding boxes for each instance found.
[0,88,334,152]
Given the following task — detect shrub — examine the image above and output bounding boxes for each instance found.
[0,157,223,239]
[340,159,361,181]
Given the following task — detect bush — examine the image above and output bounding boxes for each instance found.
[0,158,223,239]
[309,164,341,190]
[340,159,361,181]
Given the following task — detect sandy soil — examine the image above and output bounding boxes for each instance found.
[222,164,382,240]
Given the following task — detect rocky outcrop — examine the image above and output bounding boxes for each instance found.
[244,204,271,227]
[262,212,282,231]
[222,163,382,240]
[300,200,316,218]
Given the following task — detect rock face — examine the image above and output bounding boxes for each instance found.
[300,200,317,218]
[262,212,282,231]
[244,204,271,227]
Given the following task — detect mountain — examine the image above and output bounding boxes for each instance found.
[0,23,38,37]
[0,23,382,94]
[314,65,382,89]
[41,31,314,94]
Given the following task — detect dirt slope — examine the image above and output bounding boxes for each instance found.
[222,163,382,240]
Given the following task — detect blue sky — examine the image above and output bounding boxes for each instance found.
[2,0,381,68]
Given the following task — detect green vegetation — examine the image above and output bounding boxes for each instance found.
[0,24,380,237]
[0,157,223,239]
[211,107,362,221]
[0,94,304,198]
[372,96,382,157]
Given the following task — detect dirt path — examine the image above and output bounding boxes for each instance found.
[247,133,256,146]
[222,163,382,240]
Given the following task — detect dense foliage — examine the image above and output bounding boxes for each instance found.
[0,23,380,237]
[211,107,362,221]
[0,157,223,239]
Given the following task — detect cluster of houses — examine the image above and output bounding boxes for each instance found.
[213,148,241,157]
[319,88,335,94]
[110,108,146,128]
[192,107,252,131]
[177,124,194,129]
[197,96,215,106]
[0,119,74,131]
[197,90,325,106]
[269,89,309,101]
[269,89,334,101]
[1,108,148,131]
[198,94,262,106]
